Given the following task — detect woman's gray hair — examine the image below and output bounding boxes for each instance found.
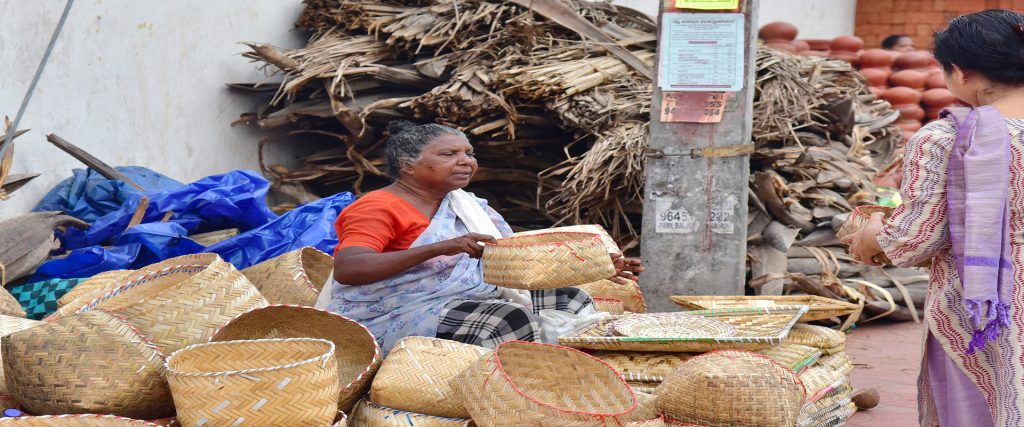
[384,120,466,179]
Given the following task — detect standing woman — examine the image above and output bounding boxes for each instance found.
[844,10,1024,427]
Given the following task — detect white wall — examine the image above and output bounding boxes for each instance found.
[0,1,306,218]
[613,0,857,39]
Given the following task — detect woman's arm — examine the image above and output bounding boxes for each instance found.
[845,121,955,266]
[333,233,497,285]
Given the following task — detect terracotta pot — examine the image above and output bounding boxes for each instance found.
[927,55,940,68]
[895,51,932,70]
[859,49,895,69]
[898,120,923,132]
[831,35,864,53]
[882,86,923,105]
[859,68,890,87]
[926,107,945,121]
[926,71,947,89]
[869,86,887,97]
[896,104,926,122]
[889,70,928,90]
[803,39,831,51]
[922,88,956,108]
[759,22,798,41]
[802,50,830,57]
[902,128,918,142]
[766,41,798,53]
[829,52,859,65]
[792,39,810,51]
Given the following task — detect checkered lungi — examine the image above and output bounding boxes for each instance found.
[435,287,592,348]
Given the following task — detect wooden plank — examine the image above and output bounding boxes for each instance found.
[639,1,759,311]
[46,134,145,191]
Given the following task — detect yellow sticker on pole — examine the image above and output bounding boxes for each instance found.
[675,0,740,10]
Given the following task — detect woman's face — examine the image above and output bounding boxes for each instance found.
[402,133,478,192]
[891,37,916,52]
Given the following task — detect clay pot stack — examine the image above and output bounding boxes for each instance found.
[759,22,800,53]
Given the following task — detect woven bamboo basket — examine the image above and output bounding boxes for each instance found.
[626,416,666,427]
[0,287,24,319]
[351,400,473,427]
[627,381,660,394]
[2,310,172,419]
[670,295,859,323]
[70,257,267,354]
[800,366,850,404]
[656,350,806,427]
[594,352,693,384]
[482,232,616,290]
[513,225,620,253]
[816,352,854,375]
[593,297,626,315]
[575,279,646,313]
[798,395,854,427]
[783,324,847,351]
[166,338,340,427]
[629,391,661,422]
[799,401,856,427]
[241,247,333,306]
[836,205,893,264]
[0,415,162,426]
[370,336,489,418]
[210,305,381,413]
[57,254,221,312]
[560,306,808,353]
[0,315,41,395]
[452,340,637,426]
[756,343,823,373]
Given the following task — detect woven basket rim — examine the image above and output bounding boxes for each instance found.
[166,337,336,378]
[297,246,332,292]
[491,340,638,417]
[211,304,381,390]
[687,350,808,398]
[71,264,208,318]
[488,231,604,248]
[0,414,160,425]
[593,297,625,304]
[357,399,472,422]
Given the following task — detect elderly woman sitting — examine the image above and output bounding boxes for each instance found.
[315,121,640,353]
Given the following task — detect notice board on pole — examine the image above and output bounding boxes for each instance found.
[657,13,745,92]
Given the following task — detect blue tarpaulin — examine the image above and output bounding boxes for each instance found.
[60,170,277,250]
[33,167,183,223]
[27,170,352,281]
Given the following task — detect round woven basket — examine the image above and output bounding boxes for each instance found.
[574,279,646,313]
[2,310,172,419]
[626,416,666,427]
[656,350,805,427]
[593,297,626,315]
[0,393,18,411]
[453,340,637,426]
[241,247,333,306]
[482,232,616,290]
[166,338,340,427]
[783,324,847,350]
[56,254,221,314]
[70,257,267,354]
[350,399,472,427]
[0,315,41,395]
[594,352,693,383]
[370,336,490,418]
[513,225,621,254]
[0,415,162,426]
[0,287,25,319]
[210,305,381,413]
[836,205,893,264]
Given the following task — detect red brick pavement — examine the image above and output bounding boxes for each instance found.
[846,320,925,426]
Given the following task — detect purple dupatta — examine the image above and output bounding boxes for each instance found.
[941,106,1014,354]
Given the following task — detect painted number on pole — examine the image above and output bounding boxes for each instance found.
[655,197,696,234]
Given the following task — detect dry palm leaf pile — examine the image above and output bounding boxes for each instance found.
[748,48,925,322]
[236,1,922,321]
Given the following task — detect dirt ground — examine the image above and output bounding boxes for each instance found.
[846,320,925,426]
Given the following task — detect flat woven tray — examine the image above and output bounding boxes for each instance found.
[670,295,860,323]
[559,306,808,353]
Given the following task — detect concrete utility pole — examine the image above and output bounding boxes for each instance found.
[641,1,759,312]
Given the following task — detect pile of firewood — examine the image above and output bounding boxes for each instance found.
[236,0,922,320]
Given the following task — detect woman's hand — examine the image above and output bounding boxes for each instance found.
[841,212,886,266]
[610,253,644,284]
[433,233,498,258]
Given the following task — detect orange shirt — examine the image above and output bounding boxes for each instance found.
[334,190,430,254]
